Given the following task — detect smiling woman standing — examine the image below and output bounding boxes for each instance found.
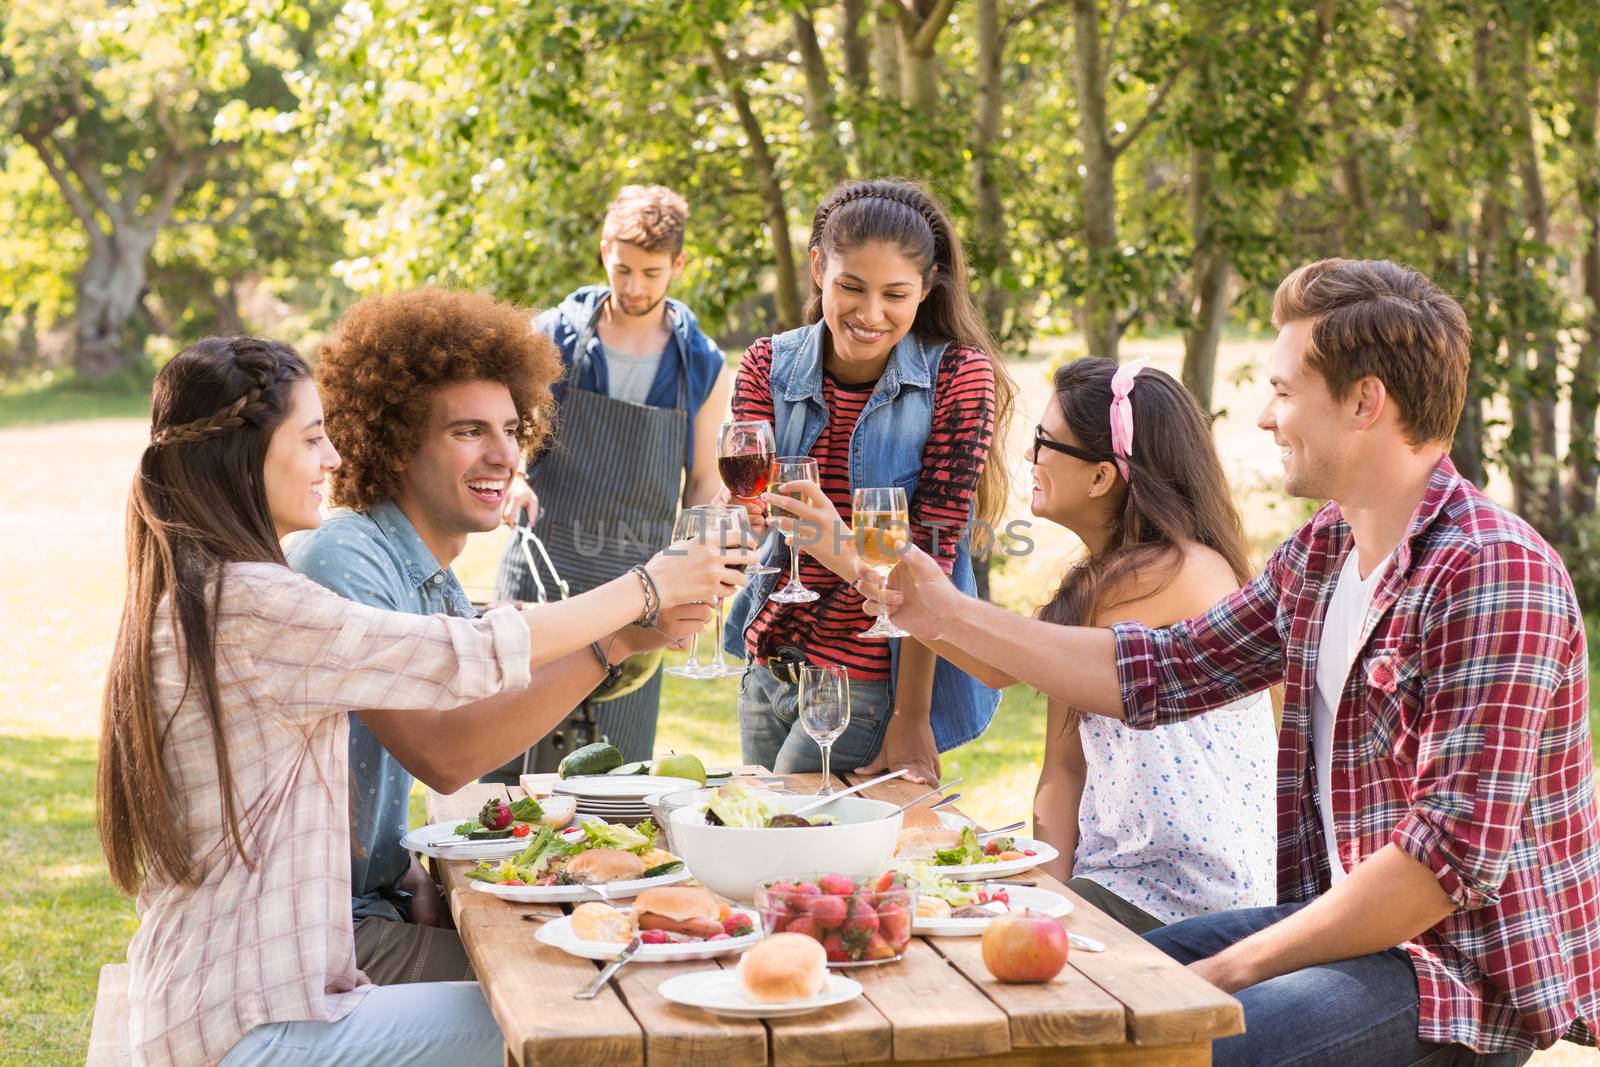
[721,178,1017,782]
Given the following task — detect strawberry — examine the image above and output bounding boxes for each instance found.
[873,870,906,893]
[821,932,851,963]
[817,873,857,896]
[859,934,896,961]
[785,915,820,940]
[501,878,525,886]
[842,906,879,942]
[764,899,794,930]
[876,902,911,946]
[511,823,531,838]
[722,914,754,938]
[639,929,670,945]
[479,798,512,831]
[708,933,732,941]
[790,881,821,898]
[809,895,848,930]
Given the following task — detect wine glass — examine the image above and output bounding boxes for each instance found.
[767,456,821,605]
[717,419,780,575]
[799,664,850,796]
[852,486,912,639]
[663,507,715,679]
[699,504,752,679]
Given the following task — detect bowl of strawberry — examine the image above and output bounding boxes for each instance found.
[753,872,917,967]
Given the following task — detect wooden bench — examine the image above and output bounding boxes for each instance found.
[86,962,130,1066]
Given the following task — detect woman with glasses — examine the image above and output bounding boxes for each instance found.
[871,357,1276,934]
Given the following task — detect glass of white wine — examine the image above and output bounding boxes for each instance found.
[663,507,715,679]
[767,456,821,605]
[798,663,850,796]
[852,486,911,638]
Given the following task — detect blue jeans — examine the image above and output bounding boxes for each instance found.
[218,982,502,1066]
[1145,904,1533,1067]
[739,664,892,774]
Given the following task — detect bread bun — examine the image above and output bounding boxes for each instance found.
[916,895,952,920]
[900,805,946,831]
[634,885,723,939]
[565,848,646,884]
[570,901,637,943]
[537,795,576,828]
[894,826,963,861]
[740,932,827,1003]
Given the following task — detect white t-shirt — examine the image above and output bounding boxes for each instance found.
[601,342,665,406]
[1310,546,1391,886]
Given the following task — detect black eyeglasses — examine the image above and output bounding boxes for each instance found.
[1030,425,1114,465]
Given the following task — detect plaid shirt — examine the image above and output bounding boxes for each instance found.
[1113,457,1598,1052]
[127,563,530,1067]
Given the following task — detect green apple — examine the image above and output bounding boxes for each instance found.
[652,751,706,786]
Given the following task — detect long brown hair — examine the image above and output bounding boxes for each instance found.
[99,337,311,895]
[1037,358,1251,632]
[805,178,1018,535]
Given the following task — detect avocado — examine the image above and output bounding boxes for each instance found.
[557,742,624,779]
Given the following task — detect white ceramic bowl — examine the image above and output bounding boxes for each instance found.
[668,791,904,902]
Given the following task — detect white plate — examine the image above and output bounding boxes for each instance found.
[658,969,862,1019]
[398,821,531,860]
[554,775,700,799]
[917,838,1060,881]
[536,908,764,961]
[913,886,1073,936]
[466,867,691,902]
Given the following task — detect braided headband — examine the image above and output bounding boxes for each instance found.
[149,388,262,449]
[1108,357,1152,481]
[815,186,943,246]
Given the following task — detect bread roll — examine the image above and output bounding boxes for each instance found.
[537,795,576,828]
[740,932,827,1003]
[900,805,946,831]
[894,826,962,861]
[916,895,952,920]
[635,885,723,939]
[570,901,637,943]
[565,848,646,884]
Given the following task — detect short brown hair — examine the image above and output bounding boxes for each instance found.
[601,184,688,255]
[317,288,562,511]
[1272,258,1470,445]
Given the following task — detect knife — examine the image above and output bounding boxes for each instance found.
[575,936,642,999]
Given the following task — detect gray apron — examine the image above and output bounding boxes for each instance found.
[488,297,690,775]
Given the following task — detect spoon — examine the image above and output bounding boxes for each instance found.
[928,792,962,811]
[887,776,967,817]
[977,821,1027,839]
[789,768,909,817]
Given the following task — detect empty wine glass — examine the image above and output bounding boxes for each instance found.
[767,456,821,605]
[717,419,779,576]
[852,486,912,638]
[799,664,850,796]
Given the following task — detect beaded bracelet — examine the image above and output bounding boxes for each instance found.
[629,564,661,628]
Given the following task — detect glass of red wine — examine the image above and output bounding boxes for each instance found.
[717,419,780,576]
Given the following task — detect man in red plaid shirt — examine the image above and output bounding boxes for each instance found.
[858,259,1598,1065]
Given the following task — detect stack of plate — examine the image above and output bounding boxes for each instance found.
[551,774,701,825]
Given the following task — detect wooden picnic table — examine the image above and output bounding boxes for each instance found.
[426,771,1243,1067]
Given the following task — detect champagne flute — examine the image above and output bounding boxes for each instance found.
[699,504,752,679]
[799,664,850,796]
[663,507,715,679]
[717,419,780,575]
[852,487,912,639]
[767,457,821,605]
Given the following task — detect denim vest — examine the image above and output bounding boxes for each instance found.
[722,322,1001,752]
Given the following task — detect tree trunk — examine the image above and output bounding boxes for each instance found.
[1453,22,1499,490]
[1181,58,1228,413]
[874,10,901,98]
[791,8,841,162]
[1571,64,1600,517]
[841,0,872,95]
[1072,0,1120,360]
[894,0,953,112]
[710,44,803,329]
[74,227,159,378]
[972,0,1011,338]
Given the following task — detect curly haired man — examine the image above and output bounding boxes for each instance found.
[285,288,708,984]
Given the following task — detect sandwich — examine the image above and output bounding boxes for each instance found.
[569,901,637,943]
[899,805,946,832]
[739,932,827,1004]
[564,848,646,885]
[893,826,963,861]
[632,885,723,940]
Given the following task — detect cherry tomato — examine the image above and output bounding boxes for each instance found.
[511,823,531,838]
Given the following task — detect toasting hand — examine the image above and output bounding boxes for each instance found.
[852,543,964,640]
[646,526,758,606]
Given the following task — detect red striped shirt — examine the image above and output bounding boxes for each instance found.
[731,336,995,679]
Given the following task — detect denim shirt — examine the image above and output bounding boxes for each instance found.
[283,500,477,923]
[536,284,726,474]
[722,322,1001,751]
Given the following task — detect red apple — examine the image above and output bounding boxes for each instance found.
[980,910,1069,983]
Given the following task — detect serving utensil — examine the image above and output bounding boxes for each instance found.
[521,911,561,923]
[886,776,966,817]
[789,767,909,817]
[976,821,1027,839]
[928,792,961,810]
[981,879,1037,888]
[576,936,642,999]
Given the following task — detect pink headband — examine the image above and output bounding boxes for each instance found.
[1108,357,1152,481]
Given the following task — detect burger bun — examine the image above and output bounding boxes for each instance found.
[565,848,646,885]
[740,933,828,1004]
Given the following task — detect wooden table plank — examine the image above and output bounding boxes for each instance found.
[852,939,1010,1061]
[926,934,1124,1048]
[611,955,768,1067]
[764,991,894,1067]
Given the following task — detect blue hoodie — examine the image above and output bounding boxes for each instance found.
[534,284,725,474]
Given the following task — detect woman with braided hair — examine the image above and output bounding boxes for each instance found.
[98,336,752,1066]
[722,177,1017,783]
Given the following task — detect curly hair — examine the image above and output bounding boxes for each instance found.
[317,288,562,512]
